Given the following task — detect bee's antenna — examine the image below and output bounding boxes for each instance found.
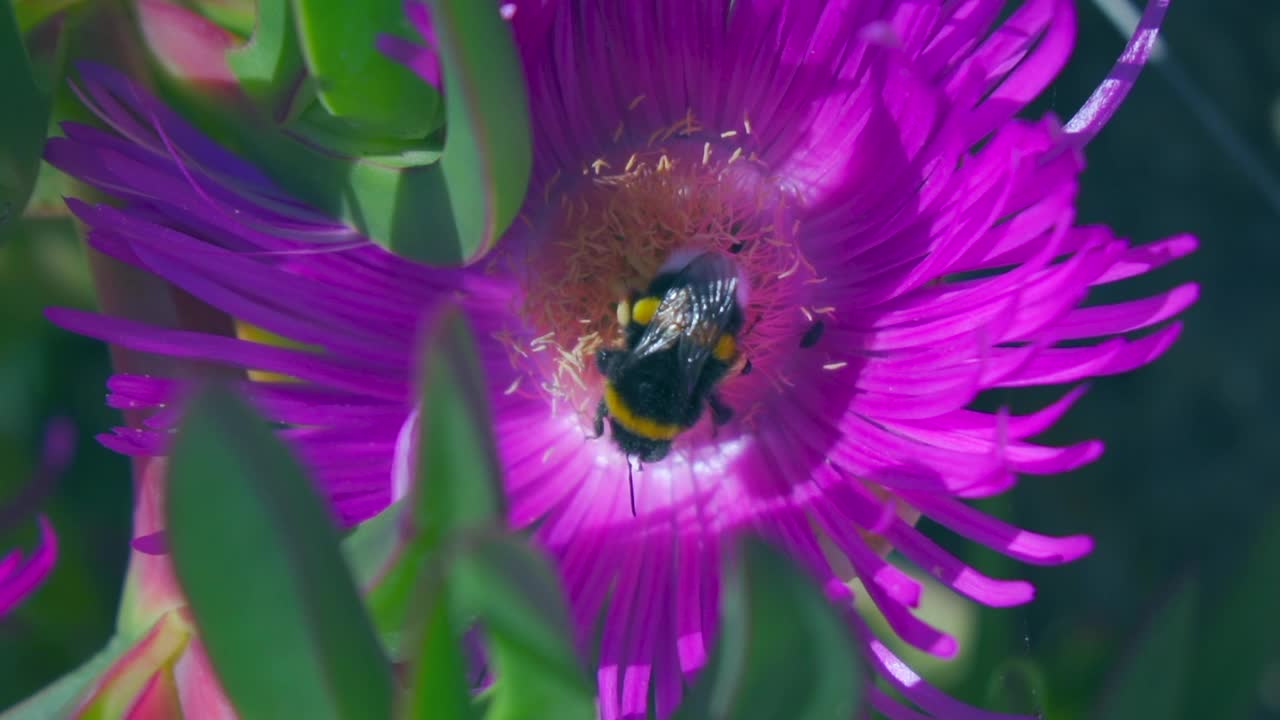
[628,458,637,516]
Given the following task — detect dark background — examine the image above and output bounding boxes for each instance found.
[1,1,1276,717]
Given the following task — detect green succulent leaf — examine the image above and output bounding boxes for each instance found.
[400,561,475,720]
[349,306,505,653]
[225,0,307,119]
[674,539,867,720]
[0,2,53,234]
[0,635,133,720]
[1185,502,1280,720]
[190,0,257,37]
[12,0,87,34]
[424,0,532,263]
[1095,579,1197,720]
[412,306,505,542]
[449,533,594,720]
[293,0,441,138]
[166,387,394,720]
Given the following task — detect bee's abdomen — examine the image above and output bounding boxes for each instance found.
[604,382,683,441]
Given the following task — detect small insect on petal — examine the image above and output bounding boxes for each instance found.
[799,320,825,348]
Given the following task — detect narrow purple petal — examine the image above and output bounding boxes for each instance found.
[0,517,57,616]
[1064,0,1171,146]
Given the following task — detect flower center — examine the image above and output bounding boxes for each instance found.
[510,114,821,424]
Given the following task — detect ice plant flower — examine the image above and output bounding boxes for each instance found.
[44,0,1195,718]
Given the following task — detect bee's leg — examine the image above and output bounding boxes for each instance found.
[596,349,623,374]
[592,399,607,439]
[739,358,753,376]
[628,459,637,517]
[708,393,734,435]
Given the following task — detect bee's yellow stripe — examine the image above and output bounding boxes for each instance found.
[604,383,682,440]
[713,333,736,362]
[631,296,660,326]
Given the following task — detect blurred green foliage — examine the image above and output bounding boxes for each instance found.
[1,0,1278,718]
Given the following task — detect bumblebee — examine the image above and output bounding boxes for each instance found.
[593,251,746,510]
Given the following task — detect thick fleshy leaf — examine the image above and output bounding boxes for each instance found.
[356,307,504,650]
[449,533,594,720]
[675,539,867,720]
[224,0,306,119]
[1095,580,1197,720]
[146,60,453,263]
[12,0,87,34]
[342,498,419,654]
[0,635,133,720]
[424,0,532,263]
[399,561,474,720]
[1185,502,1280,720]
[0,2,52,232]
[413,306,505,542]
[344,158,459,264]
[189,0,255,37]
[294,0,440,138]
[166,387,393,720]
[343,499,403,590]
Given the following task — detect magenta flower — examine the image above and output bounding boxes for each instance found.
[0,516,57,617]
[1,419,73,617]
[46,1,1194,718]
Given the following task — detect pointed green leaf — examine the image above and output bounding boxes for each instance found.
[343,499,405,590]
[12,0,87,34]
[425,0,532,263]
[0,2,53,232]
[342,498,420,654]
[1185,502,1280,720]
[0,635,133,720]
[149,62,458,263]
[400,560,475,720]
[449,533,594,720]
[413,306,505,543]
[675,539,867,720]
[166,387,393,720]
[1095,579,1197,720]
[190,0,257,38]
[293,0,441,138]
[225,0,306,118]
[347,307,505,653]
